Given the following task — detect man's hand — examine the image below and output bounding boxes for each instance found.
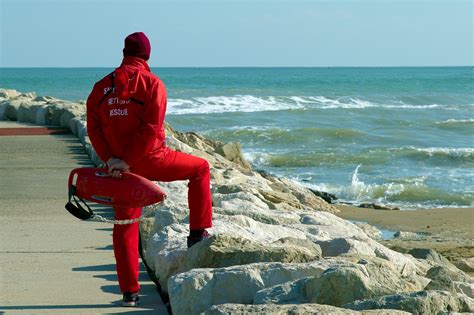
[107,158,130,178]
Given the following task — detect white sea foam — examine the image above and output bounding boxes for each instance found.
[406,146,474,158]
[304,165,473,209]
[436,118,474,125]
[242,151,270,165]
[384,104,442,109]
[168,95,459,114]
[168,95,304,115]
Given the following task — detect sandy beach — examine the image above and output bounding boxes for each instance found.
[335,205,473,237]
[335,205,474,273]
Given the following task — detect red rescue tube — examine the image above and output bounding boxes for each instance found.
[68,167,166,208]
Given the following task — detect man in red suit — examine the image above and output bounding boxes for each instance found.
[86,32,212,307]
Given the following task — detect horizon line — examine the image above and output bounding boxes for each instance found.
[0,65,472,69]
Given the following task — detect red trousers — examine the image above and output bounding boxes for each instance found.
[113,147,213,293]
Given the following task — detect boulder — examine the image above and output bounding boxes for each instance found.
[424,265,472,294]
[167,261,333,315]
[17,103,43,123]
[215,142,251,169]
[305,259,423,307]
[35,105,49,124]
[59,107,83,129]
[4,101,21,120]
[0,101,6,120]
[148,213,311,291]
[359,203,400,210]
[44,104,65,125]
[408,248,462,274]
[139,217,155,261]
[213,191,300,225]
[182,235,322,271]
[3,93,37,121]
[204,303,410,315]
[394,231,419,239]
[259,189,303,209]
[276,177,338,213]
[33,95,56,102]
[68,117,83,136]
[0,89,20,99]
[308,188,338,204]
[343,290,472,314]
[454,257,474,273]
[254,257,424,307]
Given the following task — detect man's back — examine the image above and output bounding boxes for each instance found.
[86,56,167,167]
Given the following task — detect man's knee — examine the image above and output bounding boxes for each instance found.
[198,158,210,175]
[192,158,210,180]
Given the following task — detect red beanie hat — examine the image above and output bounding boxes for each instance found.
[123,32,151,60]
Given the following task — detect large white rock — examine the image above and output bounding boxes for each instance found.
[148,213,311,291]
[343,290,473,314]
[0,89,20,99]
[168,261,333,315]
[167,257,425,315]
[253,257,427,307]
[204,303,411,314]
[0,101,6,120]
[17,103,44,123]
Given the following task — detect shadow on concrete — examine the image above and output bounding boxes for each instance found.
[0,304,117,311]
[96,244,114,250]
[96,227,114,232]
[54,135,95,167]
[73,264,116,272]
[93,269,150,284]
[0,302,164,314]
[72,263,119,282]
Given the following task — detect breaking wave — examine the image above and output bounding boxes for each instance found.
[243,146,474,168]
[398,146,474,162]
[308,165,474,208]
[167,95,460,115]
[435,118,474,129]
[206,126,366,146]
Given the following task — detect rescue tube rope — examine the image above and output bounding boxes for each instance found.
[85,197,172,225]
[87,214,143,225]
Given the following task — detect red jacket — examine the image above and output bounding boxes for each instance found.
[86,57,167,167]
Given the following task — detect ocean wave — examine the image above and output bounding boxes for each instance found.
[168,95,304,114]
[167,95,461,115]
[243,150,389,168]
[435,118,474,129]
[293,96,377,109]
[384,103,443,109]
[399,146,474,160]
[207,126,366,146]
[306,165,474,208]
[243,145,474,169]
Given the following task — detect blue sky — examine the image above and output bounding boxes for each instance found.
[0,0,472,67]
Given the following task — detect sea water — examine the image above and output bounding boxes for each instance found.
[1,67,473,209]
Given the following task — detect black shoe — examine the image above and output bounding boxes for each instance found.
[187,230,211,248]
[122,292,139,307]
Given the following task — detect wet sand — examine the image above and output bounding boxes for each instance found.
[334,205,473,272]
[334,205,473,238]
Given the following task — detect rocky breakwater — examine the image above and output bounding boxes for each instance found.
[1,89,472,314]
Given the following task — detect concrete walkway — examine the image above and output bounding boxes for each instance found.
[0,121,168,314]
